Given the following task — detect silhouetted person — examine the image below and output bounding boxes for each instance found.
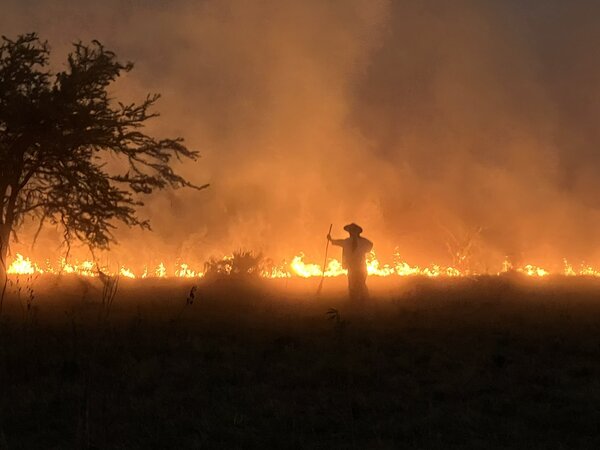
[328,223,373,301]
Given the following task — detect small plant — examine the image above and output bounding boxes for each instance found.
[230,250,263,276]
[98,270,119,321]
[326,307,340,322]
[186,285,198,305]
[173,285,199,323]
[204,250,264,279]
[22,274,39,330]
[326,307,348,339]
[0,271,39,329]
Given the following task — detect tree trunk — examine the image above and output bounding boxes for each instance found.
[1,180,18,278]
[0,225,8,318]
[0,225,8,278]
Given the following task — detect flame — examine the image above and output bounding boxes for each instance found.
[261,264,292,279]
[290,253,346,278]
[119,266,136,279]
[7,254,39,275]
[155,263,167,278]
[61,259,97,277]
[6,251,600,279]
[516,264,550,277]
[563,259,600,277]
[175,263,202,278]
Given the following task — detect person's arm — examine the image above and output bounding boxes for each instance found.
[364,238,373,252]
[327,235,345,247]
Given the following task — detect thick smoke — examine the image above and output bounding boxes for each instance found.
[3,0,600,271]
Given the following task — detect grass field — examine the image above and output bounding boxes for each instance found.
[1,274,600,449]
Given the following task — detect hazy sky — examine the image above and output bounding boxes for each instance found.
[3,0,600,270]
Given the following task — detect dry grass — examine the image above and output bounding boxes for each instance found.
[1,274,600,448]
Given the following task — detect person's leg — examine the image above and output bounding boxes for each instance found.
[348,270,368,302]
[347,270,359,301]
[360,271,369,301]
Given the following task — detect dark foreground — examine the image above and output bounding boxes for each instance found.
[2,275,600,449]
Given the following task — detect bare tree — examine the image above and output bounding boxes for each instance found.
[0,33,208,272]
[443,225,483,273]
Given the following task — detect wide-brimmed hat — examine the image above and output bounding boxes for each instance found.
[343,223,363,234]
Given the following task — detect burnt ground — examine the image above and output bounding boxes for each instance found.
[1,274,600,449]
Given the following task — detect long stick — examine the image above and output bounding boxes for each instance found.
[316,224,333,295]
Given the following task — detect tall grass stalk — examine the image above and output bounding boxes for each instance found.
[0,236,7,320]
[98,271,119,322]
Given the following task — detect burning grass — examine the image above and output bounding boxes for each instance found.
[8,250,600,280]
[1,275,600,448]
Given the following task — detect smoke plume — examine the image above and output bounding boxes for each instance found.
[3,0,600,270]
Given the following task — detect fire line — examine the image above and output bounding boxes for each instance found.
[6,252,600,279]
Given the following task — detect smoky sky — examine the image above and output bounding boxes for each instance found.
[3,0,600,269]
